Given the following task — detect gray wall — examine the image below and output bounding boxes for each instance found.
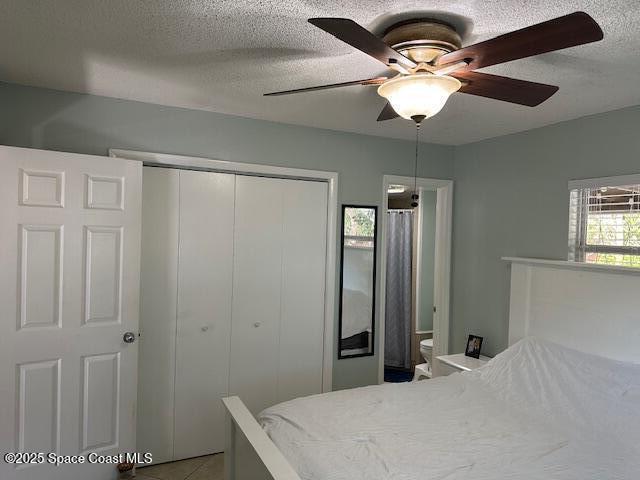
[451,105,640,357]
[0,81,454,389]
[418,190,437,332]
[4,81,640,381]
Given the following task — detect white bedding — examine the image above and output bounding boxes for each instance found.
[259,338,640,479]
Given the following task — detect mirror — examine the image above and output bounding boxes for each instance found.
[339,205,377,358]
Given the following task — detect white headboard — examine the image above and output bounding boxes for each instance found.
[505,257,640,363]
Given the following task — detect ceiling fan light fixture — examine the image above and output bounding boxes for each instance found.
[377,73,461,121]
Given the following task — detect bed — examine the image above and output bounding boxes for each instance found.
[223,258,640,479]
[260,337,640,479]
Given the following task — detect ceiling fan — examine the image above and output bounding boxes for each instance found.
[264,12,603,123]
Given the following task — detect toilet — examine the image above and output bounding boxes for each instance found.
[413,338,434,381]
[420,338,433,365]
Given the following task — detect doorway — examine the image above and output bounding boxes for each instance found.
[379,175,453,384]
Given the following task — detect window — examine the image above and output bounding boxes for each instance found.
[569,175,640,268]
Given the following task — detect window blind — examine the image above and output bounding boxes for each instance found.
[569,181,640,268]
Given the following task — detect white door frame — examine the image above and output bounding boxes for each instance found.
[109,149,337,392]
[379,175,453,384]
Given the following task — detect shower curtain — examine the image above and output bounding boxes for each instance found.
[384,210,413,369]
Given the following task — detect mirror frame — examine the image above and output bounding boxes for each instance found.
[338,204,378,359]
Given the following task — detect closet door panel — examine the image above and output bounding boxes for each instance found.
[174,170,235,459]
[278,181,327,402]
[229,176,283,415]
[137,167,179,464]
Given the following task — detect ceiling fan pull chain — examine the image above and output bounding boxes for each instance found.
[411,121,421,208]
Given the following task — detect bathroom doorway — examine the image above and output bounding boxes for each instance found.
[379,176,453,383]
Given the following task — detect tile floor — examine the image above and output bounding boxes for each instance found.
[136,453,223,480]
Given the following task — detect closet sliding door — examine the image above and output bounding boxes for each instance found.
[229,177,283,414]
[139,169,328,462]
[279,179,328,402]
[230,176,327,415]
[138,167,179,465]
[174,170,235,460]
[138,168,235,463]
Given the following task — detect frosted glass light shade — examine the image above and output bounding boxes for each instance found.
[377,74,461,121]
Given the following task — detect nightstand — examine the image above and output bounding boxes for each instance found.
[434,353,491,377]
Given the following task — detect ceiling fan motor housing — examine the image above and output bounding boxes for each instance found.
[382,19,462,64]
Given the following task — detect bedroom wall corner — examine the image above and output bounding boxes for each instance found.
[450,105,640,358]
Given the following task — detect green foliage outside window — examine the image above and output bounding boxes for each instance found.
[344,208,375,238]
[586,212,640,267]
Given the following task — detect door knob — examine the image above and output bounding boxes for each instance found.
[253,322,261,328]
[123,331,136,344]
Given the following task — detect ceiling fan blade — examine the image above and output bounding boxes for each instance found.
[309,17,416,68]
[264,76,387,96]
[452,71,559,106]
[438,11,603,71]
[377,102,399,121]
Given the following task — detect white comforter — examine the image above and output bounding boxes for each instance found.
[259,338,640,479]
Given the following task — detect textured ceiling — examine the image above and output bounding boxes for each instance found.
[1,1,639,145]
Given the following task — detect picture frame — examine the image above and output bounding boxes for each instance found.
[465,334,483,359]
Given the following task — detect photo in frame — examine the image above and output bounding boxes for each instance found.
[465,334,483,359]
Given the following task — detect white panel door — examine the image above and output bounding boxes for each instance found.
[230,176,327,415]
[173,170,235,460]
[0,146,142,480]
[137,167,179,464]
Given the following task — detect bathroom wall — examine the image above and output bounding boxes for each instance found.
[418,190,437,332]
